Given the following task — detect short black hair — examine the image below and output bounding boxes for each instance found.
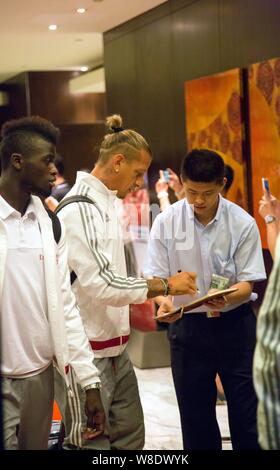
[224,164,234,192]
[181,148,225,185]
[0,115,60,171]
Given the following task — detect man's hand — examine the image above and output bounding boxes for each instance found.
[45,196,59,212]
[167,168,183,195]
[259,195,280,221]
[156,297,181,324]
[168,272,197,296]
[155,172,169,194]
[83,389,106,440]
[203,288,228,310]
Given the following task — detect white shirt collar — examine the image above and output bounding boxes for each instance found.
[0,195,36,220]
[76,171,118,199]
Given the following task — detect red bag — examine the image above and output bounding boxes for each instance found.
[129,300,156,332]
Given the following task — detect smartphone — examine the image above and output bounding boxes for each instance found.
[162,169,170,183]
[262,177,270,196]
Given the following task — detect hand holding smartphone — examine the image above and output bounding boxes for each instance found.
[162,169,170,183]
[262,177,271,198]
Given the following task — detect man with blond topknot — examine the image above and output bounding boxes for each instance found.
[55,114,197,449]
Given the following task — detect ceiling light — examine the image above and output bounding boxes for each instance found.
[80,66,89,72]
[76,8,87,14]
[48,24,58,31]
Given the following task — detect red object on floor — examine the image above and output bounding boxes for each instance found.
[53,400,62,420]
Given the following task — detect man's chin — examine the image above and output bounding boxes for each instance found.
[116,190,127,199]
[32,187,52,199]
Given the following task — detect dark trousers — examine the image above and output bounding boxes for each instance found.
[168,303,259,450]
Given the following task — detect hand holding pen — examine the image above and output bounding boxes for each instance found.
[177,270,200,295]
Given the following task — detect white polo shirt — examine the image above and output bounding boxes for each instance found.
[0,196,53,377]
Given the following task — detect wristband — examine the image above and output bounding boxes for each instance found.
[157,191,169,199]
[264,215,276,224]
[83,382,101,391]
[160,278,170,296]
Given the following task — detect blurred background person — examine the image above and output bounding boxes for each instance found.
[254,184,280,449]
[258,192,280,259]
[51,154,71,202]
[45,154,71,211]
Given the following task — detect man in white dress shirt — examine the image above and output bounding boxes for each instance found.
[0,116,105,449]
[144,148,266,450]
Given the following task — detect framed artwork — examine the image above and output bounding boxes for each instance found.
[248,57,280,246]
[184,68,248,209]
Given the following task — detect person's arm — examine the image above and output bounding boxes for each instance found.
[146,272,197,298]
[266,222,278,260]
[167,168,185,200]
[45,195,59,212]
[155,174,170,211]
[259,195,280,259]
[57,222,105,434]
[154,280,253,318]
[59,203,197,307]
[204,281,253,309]
[153,295,181,324]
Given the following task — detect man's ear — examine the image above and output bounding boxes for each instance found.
[112,153,125,173]
[11,153,23,170]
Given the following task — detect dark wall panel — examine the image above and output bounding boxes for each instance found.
[0,71,106,183]
[104,33,137,128]
[171,0,220,165]
[57,123,105,186]
[104,0,280,174]
[134,16,173,166]
[220,0,280,70]
[28,72,106,125]
[0,73,29,123]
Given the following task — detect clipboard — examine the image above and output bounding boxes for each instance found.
[154,287,238,320]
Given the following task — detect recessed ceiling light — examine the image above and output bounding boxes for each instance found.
[76,8,87,14]
[80,66,89,72]
[48,24,58,31]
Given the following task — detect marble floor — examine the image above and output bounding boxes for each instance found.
[134,366,232,450]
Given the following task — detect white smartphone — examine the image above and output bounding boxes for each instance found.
[262,177,270,196]
[162,169,170,183]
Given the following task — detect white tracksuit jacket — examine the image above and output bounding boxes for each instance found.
[0,195,100,389]
[57,172,148,358]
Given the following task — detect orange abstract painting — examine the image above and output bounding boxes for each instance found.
[248,57,280,247]
[184,68,247,209]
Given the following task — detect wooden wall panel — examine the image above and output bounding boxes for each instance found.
[0,72,106,183]
[57,123,105,186]
[104,33,138,128]
[104,0,280,175]
[28,72,106,125]
[171,0,220,167]
[0,73,29,124]
[220,0,280,70]
[134,16,173,166]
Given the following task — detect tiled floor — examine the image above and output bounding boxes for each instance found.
[134,366,232,450]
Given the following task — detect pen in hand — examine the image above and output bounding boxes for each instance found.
[177,270,200,294]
